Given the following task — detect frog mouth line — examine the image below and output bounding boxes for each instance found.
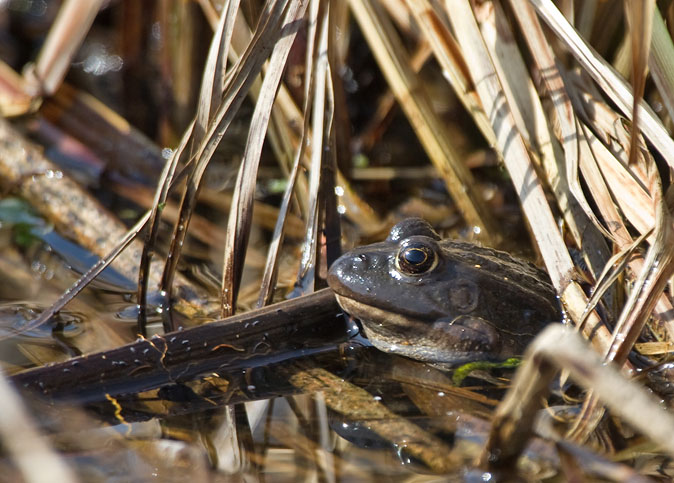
[334,294,499,365]
[333,293,412,324]
[332,292,432,323]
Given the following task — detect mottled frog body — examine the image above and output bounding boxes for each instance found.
[327,218,560,365]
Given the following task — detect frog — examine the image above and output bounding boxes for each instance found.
[327,218,561,365]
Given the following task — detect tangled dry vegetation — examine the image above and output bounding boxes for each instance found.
[2,0,674,481]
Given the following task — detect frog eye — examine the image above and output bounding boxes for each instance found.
[397,243,437,275]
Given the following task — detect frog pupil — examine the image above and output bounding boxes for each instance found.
[404,248,426,265]
[398,244,435,274]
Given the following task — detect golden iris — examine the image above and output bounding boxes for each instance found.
[397,244,436,274]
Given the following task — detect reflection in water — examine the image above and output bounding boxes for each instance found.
[15,335,553,480]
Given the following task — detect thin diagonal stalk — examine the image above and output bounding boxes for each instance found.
[18,211,152,339]
[194,0,241,147]
[296,0,330,291]
[138,1,237,331]
[137,121,194,333]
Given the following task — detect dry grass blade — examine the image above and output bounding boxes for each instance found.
[444,1,616,353]
[513,2,657,262]
[221,0,308,317]
[0,61,33,116]
[443,3,568,288]
[509,1,613,251]
[569,96,674,341]
[625,0,654,166]
[529,0,674,169]
[575,0,598,39]
[481,1,612,291]
[194,0,240,145]
[203,4,312,210]
[257,157,302,308]
[577,229,651,333]
[138,0,239,328]
[480,326,674,471]
[200,2,378,238]
[26,0,104,96]
[577,116,654,239]
[139,3,236,329]
[258,0,323,308]
[476,2,541,152]
[650,7,674,122]
[348,0,498,242]
[575,122,633,249]
[569,178,674,442]
[322,3,345,272]
[605,185,674,365]
[404,0,497,148]
[261,212,310,312]
[508,1,650,323]
[0,371,79,483]
[159,0,290,318]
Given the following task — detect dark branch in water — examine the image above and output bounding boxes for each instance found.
[11,289,347,405]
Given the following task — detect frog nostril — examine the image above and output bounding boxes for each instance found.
[350,254,368,270]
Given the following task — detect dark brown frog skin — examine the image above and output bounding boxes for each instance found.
[327,218,561,365]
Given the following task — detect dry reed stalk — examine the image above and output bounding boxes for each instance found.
[349,0,499,242]
[27,0,104,96]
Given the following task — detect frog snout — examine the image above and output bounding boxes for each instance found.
[327,252,372,293]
